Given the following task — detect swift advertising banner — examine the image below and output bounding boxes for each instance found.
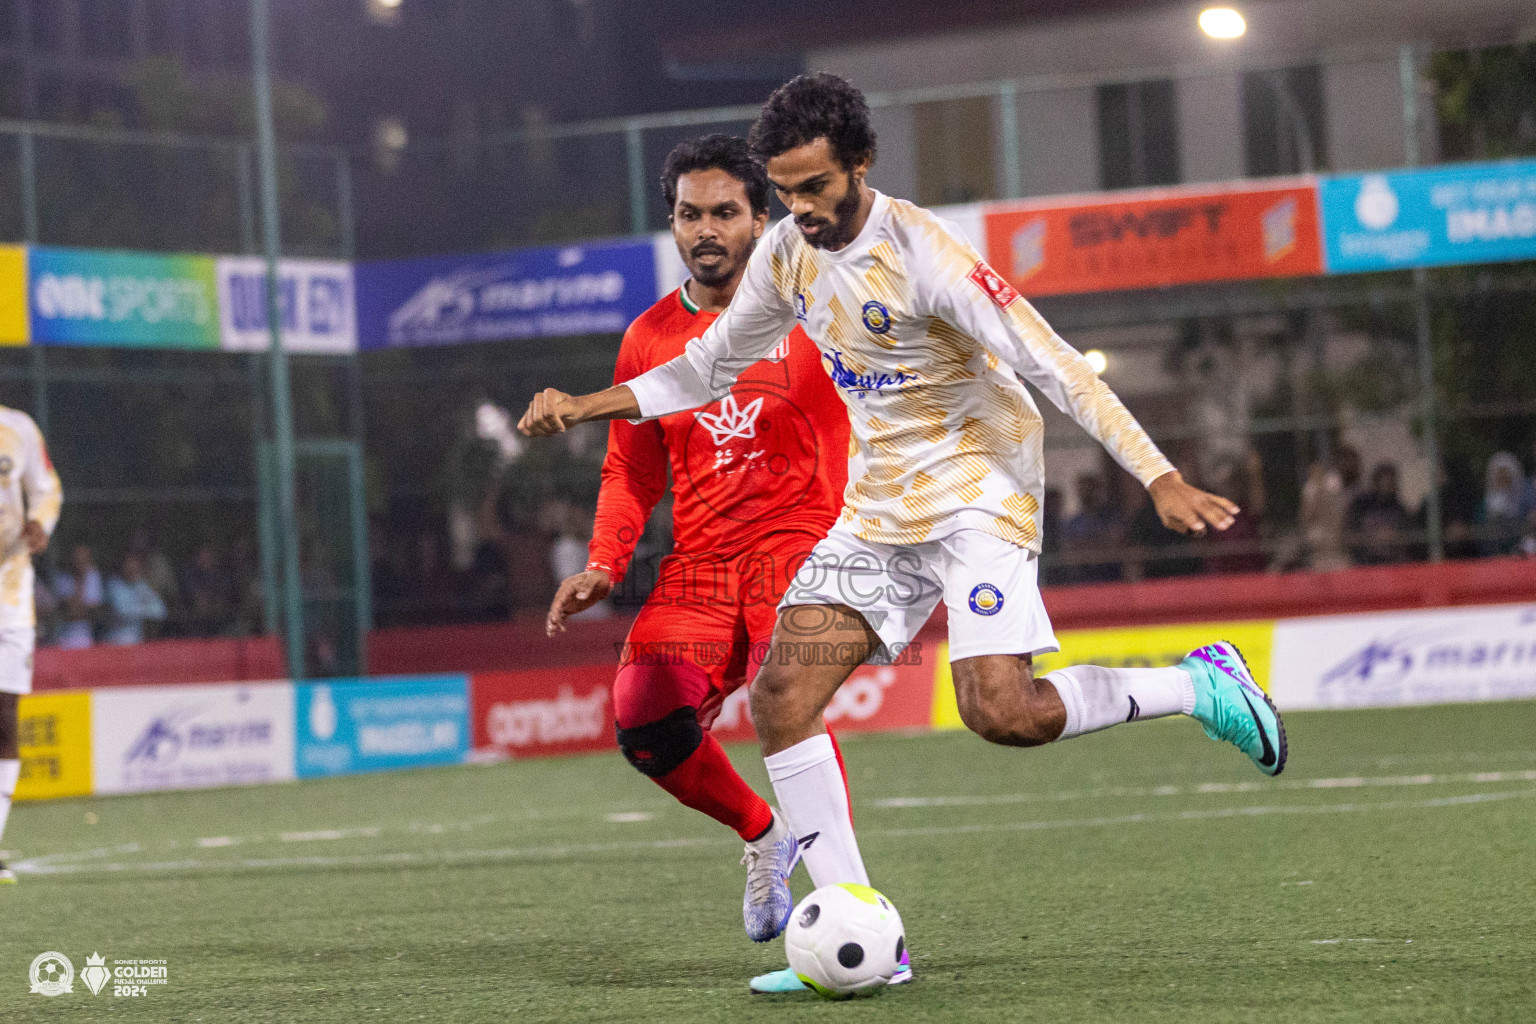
[982,181,1323,297]
[29,247,220,347]
[295,675,469,778]
[1320,161,1536,273]
[0,245,27,345]
[91,682,296,794]
[216,257,357,353]
[354,238,656,349]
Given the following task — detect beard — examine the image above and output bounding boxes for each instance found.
[796,173,863,250]
[687,239,751,287]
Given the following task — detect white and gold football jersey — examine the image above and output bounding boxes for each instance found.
[0,405,61,630]
[626,191,1172,553]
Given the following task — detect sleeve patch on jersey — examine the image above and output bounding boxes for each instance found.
[969,261,1020,309]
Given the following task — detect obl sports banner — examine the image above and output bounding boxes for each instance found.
[983,181,1322,297]
[29,246,220,347]
[355,238,656,348]
[1320,160,1536,273]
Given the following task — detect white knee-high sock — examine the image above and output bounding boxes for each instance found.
[0,759,19,845]
[764,734,869,888]
[1047,665,1196,739]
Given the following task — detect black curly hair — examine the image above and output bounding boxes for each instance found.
[747,73,878,172]
[660,134,770,215]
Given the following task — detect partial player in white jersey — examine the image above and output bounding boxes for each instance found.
[0,405,61,883]
[518,74,1287,992]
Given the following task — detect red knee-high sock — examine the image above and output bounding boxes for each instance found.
[826,726,853,826]
[654,732,774,841]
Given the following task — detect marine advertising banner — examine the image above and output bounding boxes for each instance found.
[91,682,296,794]
[295,676,469,778]
[29,247,220,347]
[1268,603,1536,710]
[1320,160,1536,273]
[216,257,357,353]
[14,690,92,800]
[982,181,1323,297]
[0,245,27,346]
[354,238,656,349]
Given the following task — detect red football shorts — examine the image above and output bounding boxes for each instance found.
[618,530,822,729]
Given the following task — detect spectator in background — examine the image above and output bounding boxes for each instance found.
[1205,450,1268,574]
[1347,462,1412,565]
[547,500,609,621]
[127,527,179,616]
[1298,446,1360,572]
[180,541,233,637]
[1059,473,1123,583]
[51,543,103,648]
[1478,452,1528,557]
[1038,485,1064,584]
[104,553,167,645]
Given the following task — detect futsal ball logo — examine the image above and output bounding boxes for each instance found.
[968,583,1004,616]
[861,300,892,335]
[30,951,74,996]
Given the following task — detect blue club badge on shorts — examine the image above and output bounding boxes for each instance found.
[861,300,892,335]
[968,583,1004,616]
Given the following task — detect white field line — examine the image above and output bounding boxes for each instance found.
[13,786,1535,878]
[871,769,1536,809]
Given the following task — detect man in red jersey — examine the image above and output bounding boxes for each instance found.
[543,135,855,943]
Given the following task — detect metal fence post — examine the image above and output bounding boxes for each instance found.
[19,129,39,243]
[237,143,256,254]
[335,151,355,260]
[998,81,1022,200]
[1400,43,1443,561]
[626,122,648,235]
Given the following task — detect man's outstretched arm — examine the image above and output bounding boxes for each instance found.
[518,383,640,437]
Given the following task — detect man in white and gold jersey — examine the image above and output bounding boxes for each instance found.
[521,73,1287,991]
[0,405,61,884]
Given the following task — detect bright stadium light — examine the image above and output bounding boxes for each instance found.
[1084,349,1109,374]
[1199,7,1246,39]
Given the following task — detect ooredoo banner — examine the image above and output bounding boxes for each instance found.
[354,238,656,349]
[470,664,615,759]
[982,181,1323,297]
[91,682,295,794]
[1268,603,1536,710]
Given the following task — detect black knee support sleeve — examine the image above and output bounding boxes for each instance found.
[616,706,703,779]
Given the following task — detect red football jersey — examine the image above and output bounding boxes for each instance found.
[588,287,850,581]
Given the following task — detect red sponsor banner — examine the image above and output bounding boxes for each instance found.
[707,657,938,745]
[471,664,616,759]
[983,180,1323,297]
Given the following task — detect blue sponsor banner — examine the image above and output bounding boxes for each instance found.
[1321,160,1536,273]
[295,675,469,779]
[354,238,656,349]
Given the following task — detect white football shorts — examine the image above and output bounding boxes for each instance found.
[0,626,36,695]
[778,523,1059,664]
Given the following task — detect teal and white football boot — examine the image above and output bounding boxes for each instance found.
[748,948,913,994]
[1181,641,1288,776]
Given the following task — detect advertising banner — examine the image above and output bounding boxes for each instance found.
[982,181,1323,297]
[1269,603,1536,711]
[471,664,615,759]
[1320,160,1536,273]
[29,247,220,347]
[295,676,469,778]
[91,683,295,794]
[354,238,656,349]
[14,691,91,800]
[709,659,937,744]
[216,257,357,353]
[0,245,27,345]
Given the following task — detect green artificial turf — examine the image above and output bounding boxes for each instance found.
[3,700,1533,1022]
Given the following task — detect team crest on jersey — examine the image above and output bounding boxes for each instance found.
[969,260,1020,309]
[861,300,892,335]
[968,583,1004,616]
[694,393,764,445]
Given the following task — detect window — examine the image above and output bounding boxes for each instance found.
[81,0,135,60]
[0,0,18,46]
[1097,79,1181,189]
[31,0,66,53]
[1242,65,1328,175]
[147,0,179,56]
[913,96,996,205]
